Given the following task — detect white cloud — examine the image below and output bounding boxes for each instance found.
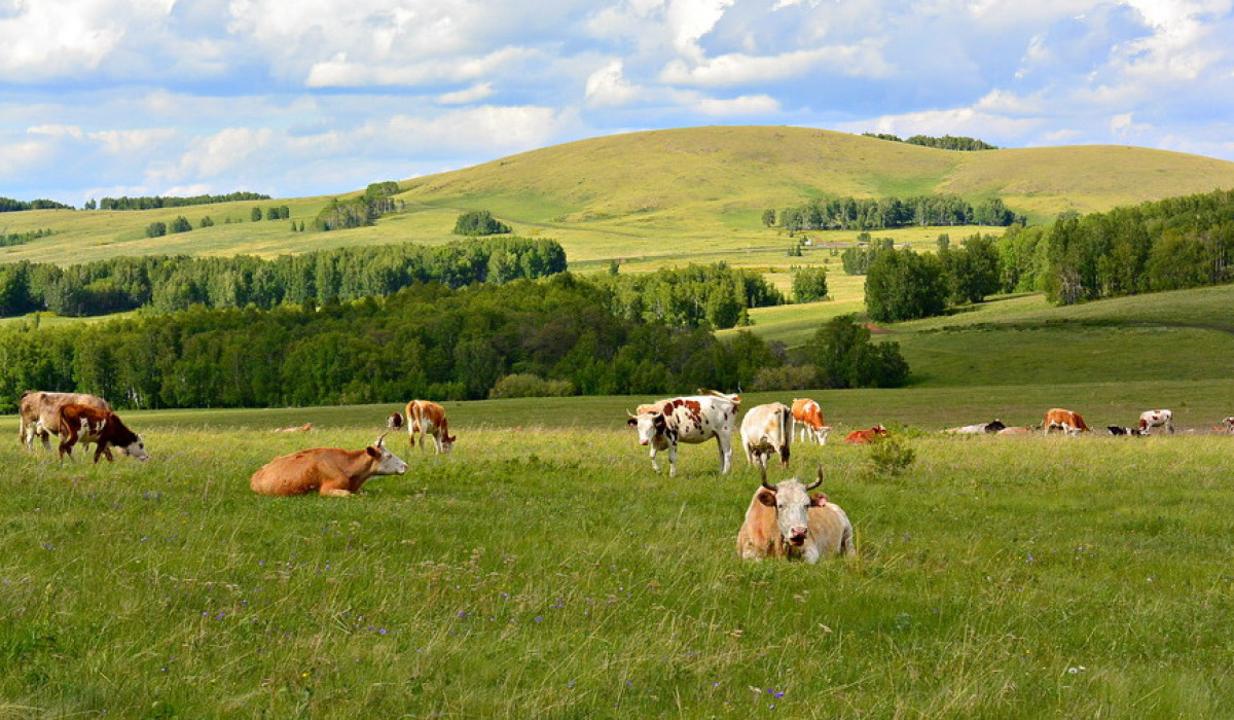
[89,128,178,155]
[305,46,537,88]
[839,106,1043,142]
[436,82,495,105]
[660,43,891,86]
[0,139,54,179]
[691,93,780,115]
[27,124,85,140]
[585,60,643,107]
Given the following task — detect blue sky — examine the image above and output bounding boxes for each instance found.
[2,0,1232,204]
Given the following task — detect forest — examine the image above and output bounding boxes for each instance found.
[0,197,73,212]
[861,133,999,151]
[93,192,270,210]
[774,194,1020,232]
[0,228,53,248]
[313,182,401,231]
[0,237,566,317]
[593,263,785,329]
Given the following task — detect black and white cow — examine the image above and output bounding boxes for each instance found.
[627,392,740,476]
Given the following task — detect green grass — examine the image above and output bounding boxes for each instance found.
[2,386,1234,717]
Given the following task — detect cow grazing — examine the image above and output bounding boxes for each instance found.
[627,393,741,476]
[944,419,1006,435]
[57,404,148,463]
[844,425,888,445]
[740,403,792,470]
[272,423,313,433]
[737,466,855,563]
[790,398,829,445]
[1139,409,1174,435]
[386,412,404,430]
[1043,408,1089,436]
[19,390,111,451]
[250,434,407,497]
[1224,417,1234,434]
[405,400,456,454]
[1107,425,1145,437]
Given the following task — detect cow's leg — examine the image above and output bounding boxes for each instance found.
[668,445,678,478]
[802,543,821,564]
[433,434,442,455]
[648,446,660,472]
[96,445,115,463]
[717,435,732,475]
[40,428,53,452]
[320,487,353,498]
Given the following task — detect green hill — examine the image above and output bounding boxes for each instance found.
[4,126,1234,267]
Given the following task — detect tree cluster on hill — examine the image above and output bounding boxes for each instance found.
[0,275,783,411]
[0,197,73,212]
[0,228,53,248]
[0,237,566,318]
[96,192,270,210]
[841,235,896,274]
[791,266,828,302]
[861,133,998,151]
[862,234,1002,322]
[807,315,910,388]
[774,195,1020,232]
[454,210,512,236]
[592,263,784,330]
[313,182,401,231]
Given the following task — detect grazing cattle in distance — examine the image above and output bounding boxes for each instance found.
[740,403,792,470]
[272,423,313,433]
[737,466,855,563]
[844,425,888,445]
[1139,409,1174,435]
[790,398,828,445]
[250,434,407,497]
[944,419,1006,435]
[1043,408,1089,436]
[19,390,111,451]
[627,393,741,476]
[57,404,148,463]
[405,400,456,454]
[1107,426,1145,437]
[386,412,404,430]
[1224,417,1234,434]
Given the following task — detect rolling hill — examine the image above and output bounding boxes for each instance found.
[3,126,1234,267]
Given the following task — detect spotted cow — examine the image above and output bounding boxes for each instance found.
[627,393,741,476]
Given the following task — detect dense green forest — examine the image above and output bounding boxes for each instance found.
[0,228,53,248]
[0,276,784,411]
[774,194,1020,232]
[0,237,566,317]
[454,210,511,236]
[0,197,73,212]
[593,263,785,330]
[861,133,998,151]
[94,192,270,210]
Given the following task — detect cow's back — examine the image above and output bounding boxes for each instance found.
[808,503,854,557]
[791,398,822,428]
[251,449,338,496]
[24,391,110,427]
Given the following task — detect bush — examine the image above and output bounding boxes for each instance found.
[864,433,916,477]
[749,364,819,391]
[199,216,214,228]
[488,374,575,399]
[454,210,511,236]
[791,266,828,302]
[250,207,262,222]
[169,216,192,234]
[145,222,166,238]
[807,315,909,388]
[864,248,949,322]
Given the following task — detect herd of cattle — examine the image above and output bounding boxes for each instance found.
[16,389,1234,564]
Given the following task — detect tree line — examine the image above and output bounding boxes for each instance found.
[0,237,566,318]
[592,263,785,330]
[0,228,53,248]
[93,192,271,211]
[770,194,1021,232]
[0,197,73,212]
[862,133,998,151]
[313,182,401,231]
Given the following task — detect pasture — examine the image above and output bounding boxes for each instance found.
[3,384,1234,717]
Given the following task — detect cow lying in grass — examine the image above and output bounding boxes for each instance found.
[250,434,407,497]
[1107,426,1145,437]
[944,419,1006,434]
[57,404,149,463]
[1224,417,1234,434]
[737,466,855,563]
[997,426,1038,436]
[844,425,888,445]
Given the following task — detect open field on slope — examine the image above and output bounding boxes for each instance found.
[2,387,1234,718]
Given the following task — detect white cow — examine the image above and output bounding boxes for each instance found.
[737,466,855,563]
[943,419,1006,435]
[740,402,792,470]
[1139,409,1174,435]
[627,392,740,476]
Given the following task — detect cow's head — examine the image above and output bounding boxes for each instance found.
[872,424,888,437]
[366,433,408,475]
[627,410,666,446]
[122,435,149,462]
[386,412,404,430]
[985,419,1006,433]
[440,432,456,453]
[756,466,826,549]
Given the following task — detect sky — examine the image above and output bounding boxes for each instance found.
[2,0,1233,204]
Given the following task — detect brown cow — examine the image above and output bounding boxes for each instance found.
[19,390,111,451]
[997,426,1038,436]
[57,404,148,463]
[1043,408,1089,436]
[791,398,829,445]
[405,400,456,454]
[272,423,313,433]
[844,425,888,445]
[737,466,855,563]
[250,434,408,497]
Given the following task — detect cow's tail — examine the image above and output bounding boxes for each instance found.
[779,404,792,465]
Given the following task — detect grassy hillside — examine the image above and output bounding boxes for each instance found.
[4,126,1233,267]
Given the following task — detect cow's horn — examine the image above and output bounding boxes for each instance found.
[760,465,777,493]
[806,465,824,491]
[374,432,388,447]
[627,409,637,418]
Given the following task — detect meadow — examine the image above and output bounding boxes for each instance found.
[2,385,1234,717]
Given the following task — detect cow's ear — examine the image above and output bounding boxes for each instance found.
[626,417,637,427]
[366,446,381,458]
[756,489,776,507]
[810,493,828,507]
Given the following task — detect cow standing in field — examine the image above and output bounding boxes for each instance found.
[57,404,149,463]
[1043,408,1089,436]
[405,400,456,454]
[791,398,830,445]
[844,425,888,445]
[1139,409,1174,435]
[737,466,855,563]
[19,390,111,451]
[627,392,740,476]
[740,402,792,470]
[250,434,408,497]
[944,419,1006,435]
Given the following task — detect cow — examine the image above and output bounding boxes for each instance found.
[740,403,792,470]
[1043,408,1089,436]
[626,393,741,477]
[57,404,148,463]
[250,434,407,497]
[405,400,456,454]
[844,425,888,445]
[1107,426,1145,437]
[1139,409,1174,435]
[790,398,829,445]
[386,412,404,430]
[1224,417,1234,434]
[944,419,1007,435]
[272,423,313,433]
[737,466,855,563]
[19,390,111,452]
[997,426,1036,436]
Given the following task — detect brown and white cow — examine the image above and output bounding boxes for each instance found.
[405,400,456,454]
[250,434,408,497]
[740,402,792,470]
[627,393,741,476]
[19,390,111,451]
[1043,408,1089,436]
[944,419,1006,435]
[272,423,313,433]
[1224,417,1234,434]
[791,398,829,445]
[844,425,888,445]
[1139,409,1174,435]
[57,404,148,463]
[386,412,404,430]
[737,466,855,563]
